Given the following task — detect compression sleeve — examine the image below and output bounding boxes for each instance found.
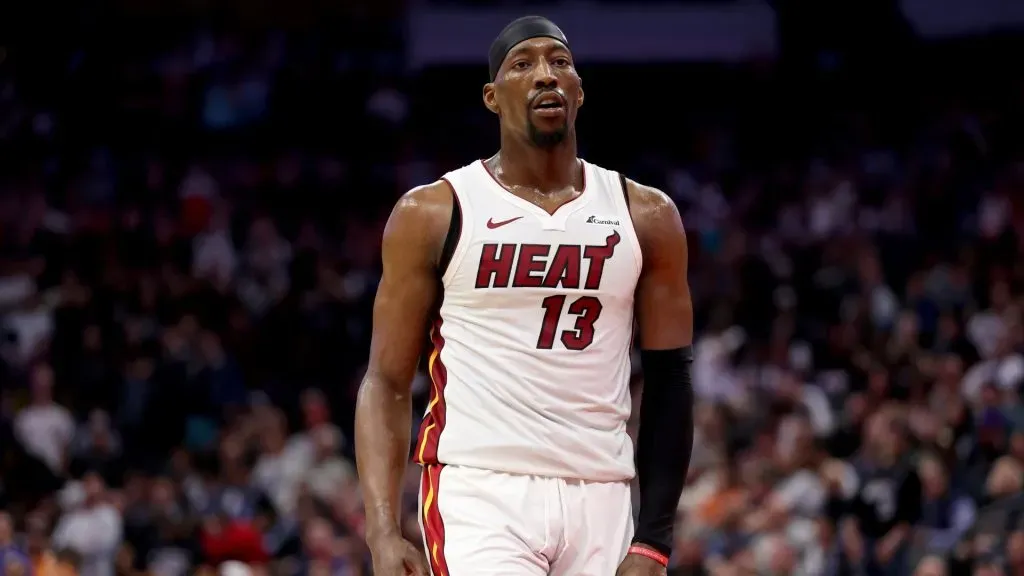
[633,346,695,557]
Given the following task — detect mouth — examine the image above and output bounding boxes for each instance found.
[531,92,566,116]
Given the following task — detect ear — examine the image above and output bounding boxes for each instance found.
[576,84,584,109]
[483,83,500,115]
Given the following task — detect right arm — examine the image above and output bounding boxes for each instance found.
[355,182,452,544]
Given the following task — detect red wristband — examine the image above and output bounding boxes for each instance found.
[628,544,669,566]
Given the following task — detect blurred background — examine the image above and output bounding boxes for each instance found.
[1,0,1023,574]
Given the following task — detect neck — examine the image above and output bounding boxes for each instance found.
[495,130,579,191]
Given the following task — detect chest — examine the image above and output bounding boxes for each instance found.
[443,161,641,308]
[456,210,636,299]
[22,410,68,439]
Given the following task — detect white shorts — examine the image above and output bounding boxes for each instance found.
[418,464,634,576]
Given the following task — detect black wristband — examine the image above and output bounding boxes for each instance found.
[633,346,695,558]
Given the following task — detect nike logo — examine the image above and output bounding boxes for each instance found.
[486,216,523,229]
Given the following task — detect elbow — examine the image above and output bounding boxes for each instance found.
[354,371,415,443]
[356,372,409,411]
[355,371,384,410]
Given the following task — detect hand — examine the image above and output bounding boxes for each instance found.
[615,546,668,576]
[367,533,430,576]
[874,535,899,565]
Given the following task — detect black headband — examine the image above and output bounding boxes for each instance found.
[488,16,569,81]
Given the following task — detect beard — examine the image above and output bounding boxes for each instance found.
[526,115,568,149]
[524,89,570,149]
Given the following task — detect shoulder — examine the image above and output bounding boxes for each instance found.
[384,180,455,265]
[622,178,686,256]
[389,180,455,230]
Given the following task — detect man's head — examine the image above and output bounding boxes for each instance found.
[483,16,583,149]
[83,471,106,505]
[864,409,904,464]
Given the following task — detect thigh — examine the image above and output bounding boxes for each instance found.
[419,465,550,576]
[549,479,633,576]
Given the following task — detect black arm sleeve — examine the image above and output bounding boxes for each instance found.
[633,346,695,557]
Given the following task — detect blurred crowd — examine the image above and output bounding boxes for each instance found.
[2,5,1024,576]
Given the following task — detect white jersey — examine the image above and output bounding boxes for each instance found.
[413,159,643,482]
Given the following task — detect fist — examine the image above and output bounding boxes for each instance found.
[367,534,431,576]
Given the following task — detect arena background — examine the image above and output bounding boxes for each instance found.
[1,1,1023,574]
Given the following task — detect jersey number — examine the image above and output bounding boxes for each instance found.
[537,295,603,350]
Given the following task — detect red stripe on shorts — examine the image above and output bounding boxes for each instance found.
[421,464,450,576]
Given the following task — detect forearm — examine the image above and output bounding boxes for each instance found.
[355,373,414,541]
[882,523,910,548]
[841,518,864,555]
[634,346,695,557]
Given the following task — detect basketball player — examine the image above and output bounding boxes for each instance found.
[355,16,695,576]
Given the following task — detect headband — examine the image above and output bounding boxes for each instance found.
[488,16,569,81]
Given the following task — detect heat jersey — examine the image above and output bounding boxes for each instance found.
[413,159,643,482]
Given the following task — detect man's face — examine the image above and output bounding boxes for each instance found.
[865,413,897,459]
[484,37,583,149]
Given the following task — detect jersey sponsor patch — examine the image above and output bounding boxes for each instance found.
[586,215,620,226]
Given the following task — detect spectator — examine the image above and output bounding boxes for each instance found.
[251,412,312,517]
[839,409,922,575]
[52,472,123,576]
[303,425,356,504]
[236,218,292,318]
[14,364,75,494]
[198,512,268,567]
[0,511,32,574]
[70,410,124,485]
[915,453,976,557]
[192,208,238,290]
[25,511,60,575]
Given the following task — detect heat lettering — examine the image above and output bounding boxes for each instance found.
[542,245,581,289]
[475,243,517,288]
[476,232,620,290]
[583,232,620,290]
[511,244,550,288]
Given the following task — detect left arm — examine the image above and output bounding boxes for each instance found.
[623,180,695,568]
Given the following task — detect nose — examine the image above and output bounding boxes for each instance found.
[533,60,557,89]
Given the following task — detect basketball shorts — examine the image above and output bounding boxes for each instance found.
[418,464,634,575]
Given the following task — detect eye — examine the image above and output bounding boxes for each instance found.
[553,57,570,67]
[513,60,530,70]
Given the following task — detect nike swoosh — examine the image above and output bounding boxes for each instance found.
[486,216,523,229]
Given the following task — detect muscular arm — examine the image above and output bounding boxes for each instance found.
[627,180,695,557]
[355,182,452,543]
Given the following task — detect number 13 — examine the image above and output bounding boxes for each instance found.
[536,295,603,350]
